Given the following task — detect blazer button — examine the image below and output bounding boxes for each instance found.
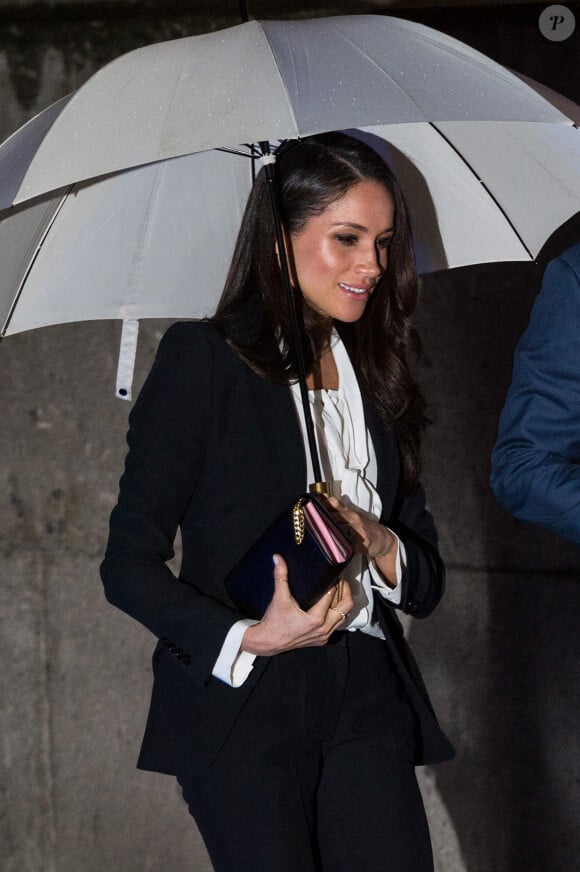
[407,600,419,613]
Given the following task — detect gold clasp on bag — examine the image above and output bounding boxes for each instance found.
[292,498,306,545]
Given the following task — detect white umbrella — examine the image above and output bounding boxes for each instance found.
[4,119,580,332]
[0,16,565,207]
[1,15,579,395]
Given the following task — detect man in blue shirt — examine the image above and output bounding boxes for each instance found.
[490,242,580,545]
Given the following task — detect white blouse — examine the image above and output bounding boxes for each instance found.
[213,331,405,687]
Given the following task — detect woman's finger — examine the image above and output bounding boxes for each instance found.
[335,580,354,615]
[272,553,288,577]
[271,554,295,604]
[328,580,344,609]
[326,580,354,625]
[329,604,349,624]
[309,580,346,619]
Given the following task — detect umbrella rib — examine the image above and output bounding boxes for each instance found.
[1,187,72,337]
[430,122,534,261]
[216,146,257,159]
[336,31,430,121]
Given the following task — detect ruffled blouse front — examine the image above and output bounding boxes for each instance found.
[289,331,402,636]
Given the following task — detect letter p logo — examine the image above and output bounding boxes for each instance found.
[539,5,576,41]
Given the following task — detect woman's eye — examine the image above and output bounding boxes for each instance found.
[335,234,358,246]
[377,236,393,249]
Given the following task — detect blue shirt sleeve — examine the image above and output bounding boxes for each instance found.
[490,245,580,544]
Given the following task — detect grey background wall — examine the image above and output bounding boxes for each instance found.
[1,2,579,871]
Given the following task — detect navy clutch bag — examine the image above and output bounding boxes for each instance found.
[224,494,354,619]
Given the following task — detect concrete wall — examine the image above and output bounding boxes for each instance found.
[1,3,579,871]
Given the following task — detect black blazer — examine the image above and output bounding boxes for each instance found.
[101,321,454,775]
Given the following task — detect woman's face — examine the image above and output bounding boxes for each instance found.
[289,180,395,323]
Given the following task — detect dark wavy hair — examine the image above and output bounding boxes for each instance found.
[211,132,426,493]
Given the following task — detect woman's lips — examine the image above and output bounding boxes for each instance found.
[338,282,372,297]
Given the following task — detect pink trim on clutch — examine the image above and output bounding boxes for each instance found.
[303,501,351,562]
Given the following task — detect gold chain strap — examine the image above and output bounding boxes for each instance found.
[292,498,306,545]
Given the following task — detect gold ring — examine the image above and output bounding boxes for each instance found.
[330,606,347,621]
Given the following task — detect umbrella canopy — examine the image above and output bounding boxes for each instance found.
[3,117,580,341]
[1,15,579,346]
[0,15,565,208]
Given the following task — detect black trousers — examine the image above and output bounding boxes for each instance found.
[178,631,433,872]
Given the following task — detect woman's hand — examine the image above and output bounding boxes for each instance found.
[239,555,354,657]
[326,495,399,588]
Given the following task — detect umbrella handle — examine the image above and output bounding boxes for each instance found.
[259,142,328,494]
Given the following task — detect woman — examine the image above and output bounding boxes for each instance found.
[101,132,454,872]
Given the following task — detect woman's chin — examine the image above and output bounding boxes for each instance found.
[305,297,369,325]
[333,301,369,323]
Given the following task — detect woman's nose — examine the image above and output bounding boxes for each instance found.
[355,246,383,278]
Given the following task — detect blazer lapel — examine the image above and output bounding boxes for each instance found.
[247,370,308,500]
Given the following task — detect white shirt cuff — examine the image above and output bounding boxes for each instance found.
[369,529,406,606]
[212,619,259,687]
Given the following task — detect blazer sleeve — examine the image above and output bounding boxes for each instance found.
[100,323,242,686]
[490,251,580,545]
[387,482,445,620]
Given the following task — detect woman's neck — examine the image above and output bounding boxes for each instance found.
[306,345,338,390]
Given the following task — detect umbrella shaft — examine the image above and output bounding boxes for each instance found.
[260,143,324,487]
